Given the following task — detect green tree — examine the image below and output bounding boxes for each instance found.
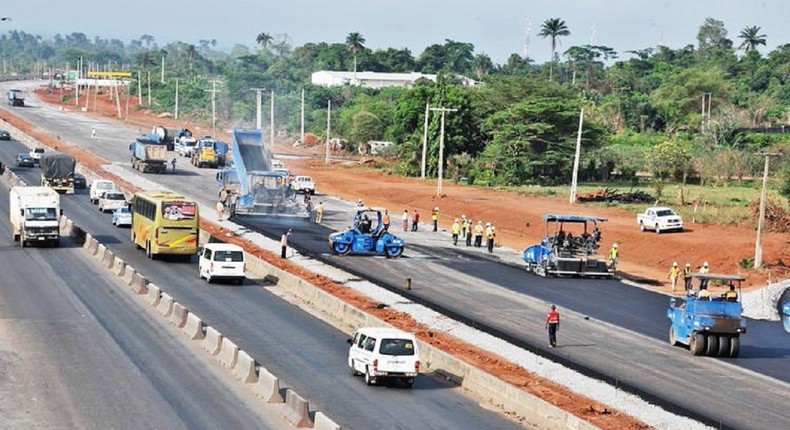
[538,18,570,81]
[738,26,767,52]
[349,110,382,147]
[256,32,273,49]
[345,32,366,75]
[644,137,692,180]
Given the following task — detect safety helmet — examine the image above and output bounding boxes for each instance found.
[454,218,459,222]
[673,261,678,266]
[478,220,482,224]
[685,263,691,267]
[703,261,708,267]
[434,207,438,211]
[486,222,491,226]
[613,243,619,248]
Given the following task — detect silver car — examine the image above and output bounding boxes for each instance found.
[112,207,132,227]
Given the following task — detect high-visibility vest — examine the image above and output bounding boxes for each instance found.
[474,225,484,236]
[451,223,460,235]
[546,310,560,324]
[382,214,391,224]
[669,267,679,279]
[610,247,619,259]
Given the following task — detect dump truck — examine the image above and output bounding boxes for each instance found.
[39,152,76,194]
[130,135,168,173]
[7,89,25,107]
[10,186,61,247]
[192,137,219,168]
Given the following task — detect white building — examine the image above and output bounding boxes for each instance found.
[311,71,477,89]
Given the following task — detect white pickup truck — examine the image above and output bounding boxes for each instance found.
[636,206,684,234]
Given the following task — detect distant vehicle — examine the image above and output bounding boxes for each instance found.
[10,186,60,248]
[271,159,285,169]
[70,172,86,189]
[192,137,219,168]
[98,191,127,213]
[90,179,116,204]
[522,214,611,278]
[198,243,246,285]
[175,136,198,157]
[30,147,45,164]
[39,151,76,194]
[112,207,132,227]
[6,89,24,107]
[293,175,315,195]
[637,206,684,234]
[16,153,34,167]
[0,129,11,140]
[273,167,291,177]
[130,190,199,259]
[347,327,420,388]
[130,136,168,173]
[667,273,747,357]
[328,208,405,258]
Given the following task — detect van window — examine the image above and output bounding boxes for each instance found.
[364,337,377,352]
[379,338,415,356]
[357,334,367,349]
[214,250,243,262]
[203,249,212,259]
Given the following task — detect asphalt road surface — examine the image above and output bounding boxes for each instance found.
[2,83,789,429]
[0,142,524,429]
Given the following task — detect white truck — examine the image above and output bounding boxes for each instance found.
[636,206,684,234]
[10,186,61,248]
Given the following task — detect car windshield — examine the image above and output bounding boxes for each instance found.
[25,207,57,221]
[656,209,676,217]
[33,148,44,154]
[116,207,130,214]
[97,182,114,190]
[18,154,30,159]
[213,250,243,262]
[105,193,125,200]
[379,338,415,356]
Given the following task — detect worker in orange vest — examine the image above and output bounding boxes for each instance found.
[545,305,560,347]
[382,210,391,231]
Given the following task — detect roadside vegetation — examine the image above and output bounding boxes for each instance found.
[1,17,788,228]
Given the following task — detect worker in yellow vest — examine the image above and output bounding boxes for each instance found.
[668,261,680,292]
[474,221,484,248]
[451,219,461,246]
[486,225,496,253]
[609,243,619,270]
[431,207,439,231]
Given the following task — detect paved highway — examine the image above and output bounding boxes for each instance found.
[2,84,789,429]
[0,178,284,429]
[0,141,524,429]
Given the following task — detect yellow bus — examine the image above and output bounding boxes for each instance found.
[130,191,199,259]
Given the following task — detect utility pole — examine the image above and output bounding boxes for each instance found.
[569,108,585,204]
[270,89,275,150]
[137,70,142,106]
[421,102,429,180]
[174,78,179,119]
[300,88,305,145]
[325,100,331,165]
[430,107,458,196]
[147,70,152,106]
[205,80,222,137]
[754,151,781,268]
[125,80,132,122]
[114,80,122,118]
[160,54,165,84]
[250,87,265,129]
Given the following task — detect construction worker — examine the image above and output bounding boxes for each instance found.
[411,209,420,232]
[682,263,693,292]
[465,219,473,246]
[545,304,560,347]
[724,284,738,302]
[171,157,177,173]
[382,209,391,231]
[91,127,97,140]
[461,215,468,239]
[280,230,290,259]
[432,207,439,232]
[402,209,409,232]
[609,243,619,270]
[315,201,324,223]
[668,262,680,292]
[698,286,710,300]
[215,200,225,221]
[474,221,484,248]
[451,219,461,246]
[486,225,496,253]
[699,261,710,289]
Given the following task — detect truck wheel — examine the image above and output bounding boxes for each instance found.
[668,326,678,346]
[717,336,730,357]
[690,332,706,356]
[705,334,719,356]
[364,367,374,386]
[332,242,351,255]
[13,233,19,242]
[146,242,155,260]
[655,225,661,234]
[403,377,414,388]
[386,246,403,258]
[639,222,645,232]
[729,336,740,358]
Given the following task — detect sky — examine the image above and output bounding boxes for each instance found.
[3,0,789,64]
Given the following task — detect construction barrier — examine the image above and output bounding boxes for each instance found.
[82,232,94,250]
[130,272,148,294]
[87,236,99,255]
[101,247,115,269]
[313,412,342,430]
[202,326,223,356]
[95,243,106,259]
[112,256,126,277]
[157,292,174,317]
[217,337,239,368]
[169,302,188,328]
[255,367,284,403]
[233,350,257,383]
[182,312,205,340]
[63,218,74,237]
[146,283,161,306]
[122,265,136,286]
[282,389,313,428]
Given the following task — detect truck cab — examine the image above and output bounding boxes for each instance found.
[7,89,25,107]
[10,186,61,247]
[192,138,218,168]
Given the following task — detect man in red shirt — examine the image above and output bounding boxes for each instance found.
[545,305,560,347]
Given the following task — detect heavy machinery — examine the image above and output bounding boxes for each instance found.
[192,137,227,168]
[39,151,76,194]
[667,273,747,357]
[522,214,611,278]
[328,209,405,258]
[10,186,61,247]
[216,129,309,218]
[130,135,168,173]
[6,89,25,107]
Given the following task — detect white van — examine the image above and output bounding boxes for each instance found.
[90,180,116,204]
[347,327,420,387]
[199,243,246,284]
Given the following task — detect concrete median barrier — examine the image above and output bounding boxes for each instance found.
[202,326,223,356]
[112,256,126,277]
[169,302,187,328]
[63,218,74,237]
[122,265,136,285]
[233,350,257,383]
[157,292,173,317]
[101,247,115,269]
[87,236,99,255]
[255,367,284,403]
[130,272,148,294]
[95,243,106,259]
[146,283,161,306]
[313,412,341,430]
[217,337,239,368]
[282,389,313,428]
[182,312,205,340]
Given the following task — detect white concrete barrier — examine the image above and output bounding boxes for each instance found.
[282,389,313,428]
[146,283,161,306]
[217,337,239,368]
[63,218,74,237]
[182,312,205,340]
[202,326,223,356]
[122,265,136,286]
[130,272,148,294]
[255,367,284,403]
[157,292,173,316]
[82,232,94,250]
[95,243,106,259]
[169,302,187,328]
[313,412,341,430]
[112,256,126,277]
[101,247,115,269]
[233,350,257,383]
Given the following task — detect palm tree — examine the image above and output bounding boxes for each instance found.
[738,26,767,52]
[538,18,570,81]
[345,32,366,77]
[256,32,273,49]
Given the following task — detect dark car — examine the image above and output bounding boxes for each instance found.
[0,129,10,140]
[70,172,87,189]
[16,153,34,167]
